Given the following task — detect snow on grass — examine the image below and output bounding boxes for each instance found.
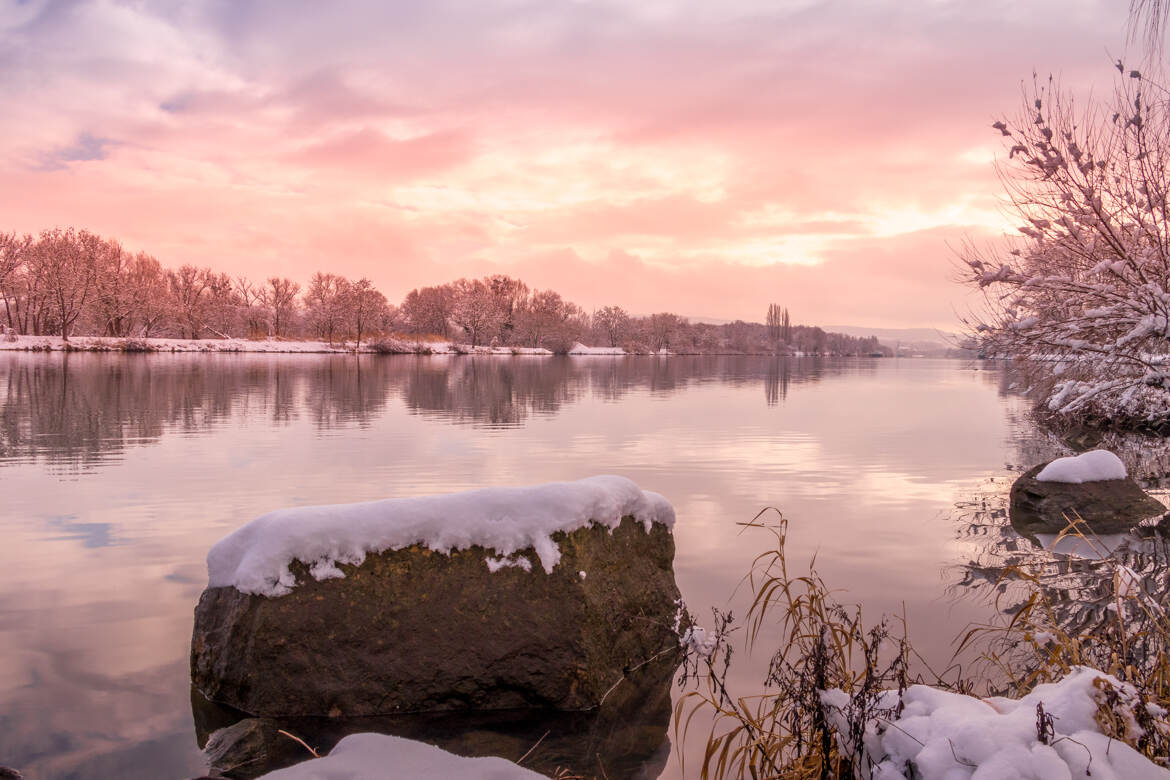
[1035,449,1128,483]
[258,733,545,779]
[0,334,554,355]
[207,475,675,597]
[822,667,1170,780]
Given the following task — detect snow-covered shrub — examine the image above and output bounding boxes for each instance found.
[118,337,154,352]
[964,65,1170,428]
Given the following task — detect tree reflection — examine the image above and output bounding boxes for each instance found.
[0,353,870,468]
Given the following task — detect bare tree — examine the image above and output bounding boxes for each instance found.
[262,277,301,338]
[649,312,682,351]
[401,284,455,337]
[345,278,388,350]
[0,232,32,334]
[0,232,30,294]
[485,274,529,344]
[203,272,240,338]
[766,303,783,347]
[451,278,505,347]
[28,228,103,340]
[517,289,565,348]
[235,277,269,338]
[90,241,139,336]
[167,265,213,339]
[130,254,170,337]
[593,305,630,348]
[303,272,351,344]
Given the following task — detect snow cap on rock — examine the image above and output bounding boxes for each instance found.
[207,475,674,597]
[1035,450,1127,484]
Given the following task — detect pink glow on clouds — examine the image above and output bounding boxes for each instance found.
[0,0,1143,327]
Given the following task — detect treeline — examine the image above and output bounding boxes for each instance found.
[0,227,888,355]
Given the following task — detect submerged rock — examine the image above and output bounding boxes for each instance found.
[191,516,681,718]
[1009,460,1166,538]
[203,718,309,779]
[191,645,675,780]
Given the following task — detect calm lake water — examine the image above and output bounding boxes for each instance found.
[0,353,1141,779]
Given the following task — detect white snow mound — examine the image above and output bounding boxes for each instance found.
[568,342,626,355]
[207,475,675,597]
[1035,449,1127,483]
[258,733,545,779]
[822,666,1170,780]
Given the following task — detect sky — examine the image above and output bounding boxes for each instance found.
[0,0,1148,328]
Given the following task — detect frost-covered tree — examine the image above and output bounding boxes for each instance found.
[593,305,630,348]
[451,278,505,347]
[516,289,568,348]
[485,274,528,345]
[29,228,103,340]
[0,232,29,295]
[262,277,300,338]
[235,276,269,338]
[648,312,683,351]
[303,272,350,344]
[345,278,388,349]
[0,232,32,333]
[167,265,214,339]
[130,254,170,338]
[401,284,455,337]
[963,66,1170,425]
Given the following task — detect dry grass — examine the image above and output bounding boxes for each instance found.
[674,509,1170,778]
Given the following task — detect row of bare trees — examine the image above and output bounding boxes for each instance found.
[0,227,885,354]
[0,229,393,346]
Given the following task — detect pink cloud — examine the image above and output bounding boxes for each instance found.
[0,0,1142,328]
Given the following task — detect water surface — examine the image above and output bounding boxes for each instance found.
[0,354,1104,778]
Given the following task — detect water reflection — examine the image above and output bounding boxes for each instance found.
[949,429,1170,659]
[190,655,674,779]
[0,354,869,468]
[0,354,1021,780]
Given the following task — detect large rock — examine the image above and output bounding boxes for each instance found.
[1009,462,1166,538]
[191,517,680,718]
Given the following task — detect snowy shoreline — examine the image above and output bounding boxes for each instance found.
[0,334,885,357]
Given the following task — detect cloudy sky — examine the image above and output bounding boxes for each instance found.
[0,0,1144,328]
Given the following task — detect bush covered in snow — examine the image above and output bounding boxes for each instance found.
[963,65,1170,428]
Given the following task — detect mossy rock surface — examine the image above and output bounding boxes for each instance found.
[191,517,680,718]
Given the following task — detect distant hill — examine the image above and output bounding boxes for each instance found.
[823,326,967,357]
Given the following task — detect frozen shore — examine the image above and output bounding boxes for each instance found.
[0,334,871,356]
[0,334,552,355]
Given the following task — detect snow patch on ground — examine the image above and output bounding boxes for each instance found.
[207,475,674,597]
[568,342,626,355]
[822,666,1170,779]
[1035,449,1127,483]
[0,334,554,354]
[258,733,545,779]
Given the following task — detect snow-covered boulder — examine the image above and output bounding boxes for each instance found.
[1010,451,1166,538]
[190,477,682,718]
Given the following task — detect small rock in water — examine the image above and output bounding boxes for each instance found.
[1010,457,1166,538]
[204,718,307,779]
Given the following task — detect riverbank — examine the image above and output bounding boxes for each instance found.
[0,334,550,355]
[0,334,890,357]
